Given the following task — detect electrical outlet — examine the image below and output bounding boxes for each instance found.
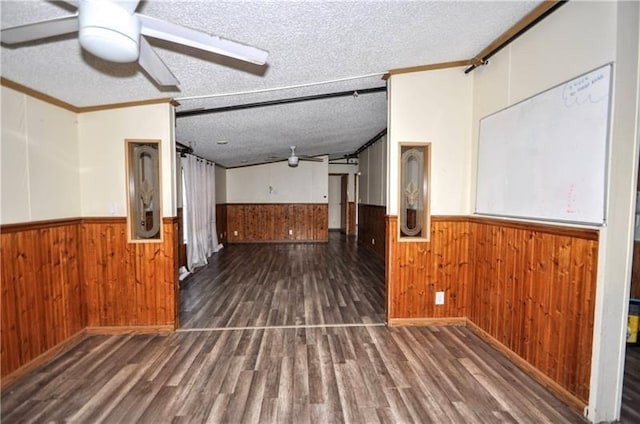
[233,230,238,236]
[371,238,375,245]
[288,229,293,235]
[435,291,445,305]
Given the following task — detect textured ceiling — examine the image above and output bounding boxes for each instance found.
[1,0,542,167]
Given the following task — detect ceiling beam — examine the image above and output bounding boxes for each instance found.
[176,86,387,118]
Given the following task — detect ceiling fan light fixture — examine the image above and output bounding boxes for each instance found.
[288,156,299,167]
[78,0,140,63]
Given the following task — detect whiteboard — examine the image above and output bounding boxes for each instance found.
[475,64,612,225]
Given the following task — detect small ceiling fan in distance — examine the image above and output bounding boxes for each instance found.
[270,146,323,168]
[0,0,268,87]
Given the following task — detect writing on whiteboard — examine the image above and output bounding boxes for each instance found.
[563,69,609,107]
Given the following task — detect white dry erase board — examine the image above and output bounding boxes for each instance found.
[475,64,612,225]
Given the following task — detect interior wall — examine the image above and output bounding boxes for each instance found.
[470,2,637,421]
[1,86,80,224]
[0,86,180,384]
[226,158,328,204]
[215,164,227,204]
[328,163,358,201]
[77,103,176,217]
[358,135,387,207]
[387,68,473,216]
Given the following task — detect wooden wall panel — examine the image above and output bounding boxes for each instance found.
[386,215,598,404]
[216,203,227,244]
[468,218,598,403]
[358,204,386,259]
[1,221,84,378]
[177,207,187,269]
[81,218,178,328]
[225,204,328,242]
[386,216,471,320]
[631,241,640,299]
[347,202,356,236]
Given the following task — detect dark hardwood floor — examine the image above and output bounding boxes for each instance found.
[1,234,592,422]
[179,233,386,329]
[1,325,585,423]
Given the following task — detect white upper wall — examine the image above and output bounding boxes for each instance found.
[1,86,80,224]
[78,103,175,217]
[226,157,328,203]
[388,68,473,215]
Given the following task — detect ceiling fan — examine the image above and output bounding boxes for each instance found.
[0,0,268,87]
[270,146,323,168]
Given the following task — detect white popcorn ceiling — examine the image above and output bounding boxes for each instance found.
[1,0,542,167]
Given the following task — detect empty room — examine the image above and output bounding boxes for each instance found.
[1,1,639,423]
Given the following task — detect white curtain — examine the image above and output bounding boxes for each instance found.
[182,154,222,270]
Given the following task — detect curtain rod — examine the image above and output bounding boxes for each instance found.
[464,1,567,74]
[175,72,386,101]
[176,86,387,118]
[353,128,387,157]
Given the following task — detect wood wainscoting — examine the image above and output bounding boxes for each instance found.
[81,217,178,328]
[385,214,599,408]
[358,204,386,259]
[469,217,598,405]
[347,202,356,236]
[225,203,328,242]
[631,241,640,299]
[1,217,179,385]
[386,216,471,320]
[1,219,85,381]
[216,203,228,244]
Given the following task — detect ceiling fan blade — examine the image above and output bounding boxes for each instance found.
[138,36,180,87]
[137,14,268,65]
[0,14,79,44]
[299,157,324,162]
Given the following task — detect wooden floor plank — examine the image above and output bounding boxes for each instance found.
[1,326,587,423]
[0,234,594,423]
[179,234,386,329]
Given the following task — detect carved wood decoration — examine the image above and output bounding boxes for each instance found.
[126,140,162,242]
[399,143,430,241]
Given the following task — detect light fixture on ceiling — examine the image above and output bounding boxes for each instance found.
[287,146,323,168]
[0,0,268,87]
[216,140,229,145]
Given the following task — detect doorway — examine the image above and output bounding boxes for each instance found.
[328,173,349,233]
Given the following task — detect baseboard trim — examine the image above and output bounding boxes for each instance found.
[465,320,587,415]
[84,325,175,335]
[387,317,467,327]
[1,329,86,391]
